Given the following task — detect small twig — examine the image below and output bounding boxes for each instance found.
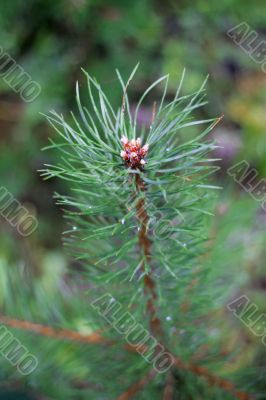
[163,370,175,400]
[0,314,145,353]
[0,315,104,344]
[174,357,254,400]
[117,368,157,400]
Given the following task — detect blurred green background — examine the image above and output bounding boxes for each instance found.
[0,0,266,398]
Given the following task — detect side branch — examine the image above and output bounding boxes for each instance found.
[0,315,104,344]
[174,358,254,400]
[0,314,145,353]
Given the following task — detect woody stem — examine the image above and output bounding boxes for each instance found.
[135,173,162,339]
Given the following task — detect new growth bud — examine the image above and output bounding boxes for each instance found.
[120,137,149,169]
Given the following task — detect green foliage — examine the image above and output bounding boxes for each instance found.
[39,67,248,398]
[1,1,266,398]
[43,67,219,292]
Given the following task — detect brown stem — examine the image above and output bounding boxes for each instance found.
[135,173,162,338]
[117,368,157,400]
[0,314,146,353]
[0,315,104,344]
[174,358,254,400]
[163,371,174,400]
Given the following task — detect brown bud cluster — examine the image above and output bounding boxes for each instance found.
[120,136,149,169]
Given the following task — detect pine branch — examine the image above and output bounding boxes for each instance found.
[40,67,254,399]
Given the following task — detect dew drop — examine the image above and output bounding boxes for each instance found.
[73,226,77,231]
[166,316,172,321]
[121,218,125,225]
